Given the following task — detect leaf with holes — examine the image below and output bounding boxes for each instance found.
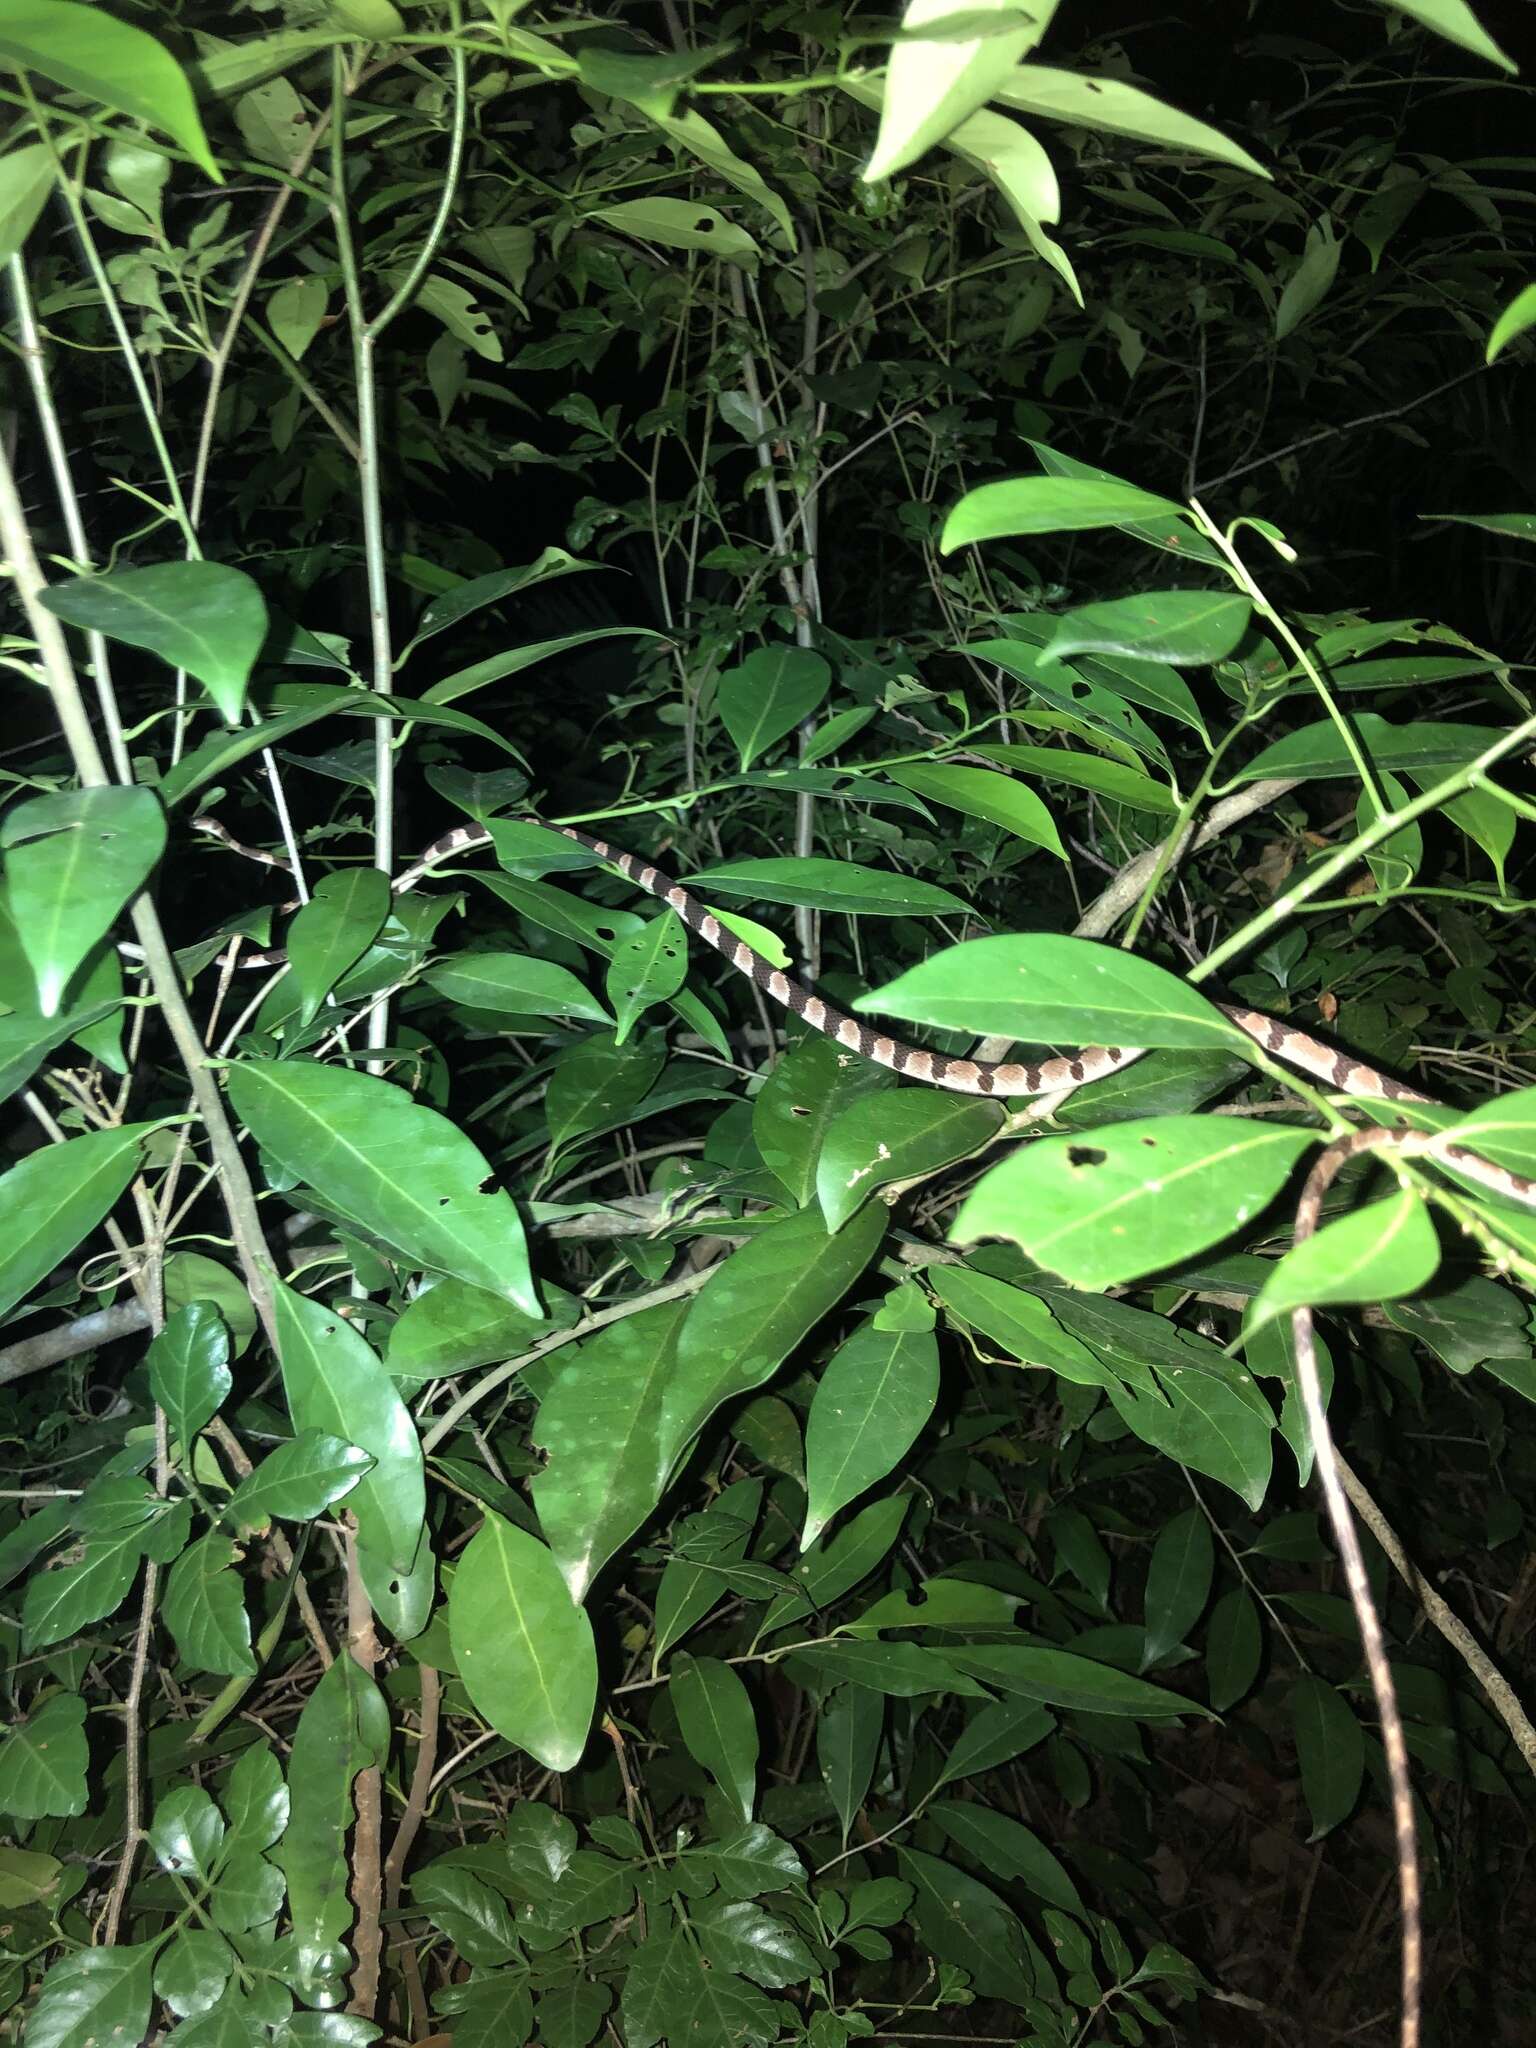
[2,788,166,1014]
[717,646,831,769]
[40,563,267,722]
[148,1301,231,1452]
[270,1281,423,1572]
[754,1031,894,1210]
[225,1431,373,1533]
[954,1117,1316,1288]
[449,1511,597,1771]
[606,912,688,1043]
[0,1694,87,1819]
[802,1319,939,1550]
[817,1089,1002,1231]
[228,1058,538,1317]
[162,1534,255,1677]
[1247,1190,1441,1340]
[530,1297,690,1601]
[672,1655,759,1824]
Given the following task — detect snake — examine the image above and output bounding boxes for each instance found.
[195,812,1536,1210]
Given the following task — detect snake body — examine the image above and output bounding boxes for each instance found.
[200,814,1536,1208]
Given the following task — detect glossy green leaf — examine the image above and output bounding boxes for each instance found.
[434,1971,533,2048]
[411,1865,519,1966]
[672,1654,759,1824]
[0,143,54,264]
[148,1785,224,1880]
[802,1320,939,1550]
[694,1895,815,1987]
[942,474,1186,552]
[424,950,610,1025]
[622,1923,778,2048]
[1044,589,1251,667]
[23,1943,155,2048]
[228,1059,539,1317]
[535,1975,614,2048]
[1291,1674,1364,1837]
[973,741,1178,814]
[953,1117,1315,1288]
[530,1298,691,1601]
[267,274,328,360]
[857,933,1239,1050]
[944,1643,1208,1718]
[162,1534,255,1677]
[358,1527,435,1643]
[21,1521,144,1651]
[148,1302,232,1452]
[407,548,596,651]
[154,1930,233,2020]
[848,1576,1019,1635]
[897,1848,1042,2003]
[223,1741,289,1853]
[1108,1364,1275,1510]
[0,1,218,176]
[765,1492,911,1634]
[276,1652,389,2000]
[936,1698,1055,1787]
[864,0,1040,183]
[818,1686,883,1845]
[1378,0,1513,70]
[286,870,391,1028]
[930,1800,1084,1914]
[996,64,1267,175]
[387,1277,564,1385]
[0,1694,87,1819]
[1206,1586,1263,1711]
[1435,1086,1536,1180]
[1487,282,1536,363]
[790,1638,976,1699]
[930,1265,1116,1388]
[606,913,688,1043]
[1141,1508,1215,1668]
[817,1088,1001,1231]
[270,1281,424,1572]
[717,646,831,769]
[682,856,970,920]
[425,626,661,706]
[448,1511,597,1771]
[658,1202,887,1485]
[1235,713,1503,784]
[545,1033,666,1156]
[0,998,121,1106]
[40,563,266,722]
[2,787,166,1014]
[754,1030,894,1210]
[653,1480,763,1667]
[884,759,1066,858]
[225,1431,372,1533]
[1247,1191,1441,1339]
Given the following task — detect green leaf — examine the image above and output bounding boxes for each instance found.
[936,1698,1055,1787]
[0,1122,159,1310]
[267,276,328,361]
[682,857,970,920]
[791,1639,974,1698]
[897,1848,1043,2003]
[225,1431,372,1533]
[387,1277,561,1384]
[802,1320,939,1549]
[530,1298,691,1601]
[864,0,1041,184]
[448,1511,597,1771]
[223,1741,289,1853]
[286,870,391,1029]
[818,1686,883,1844]
[658,1202,887,1482]
[1235,713,1504,784]
[24,1943,155,2048]
[21,1524,144,1649]
[1434,1087,1536,1181]
[944,1643,1208,1718]
[228,1059,539,1318]
[0,143,54,265]
[1424,512,1536,544]
[154,1930,232,2020]
[2,787,166,1014]
[755,1031,894,1211]
[1206,1586,1263,1711]
[1043,590,1251,668]
[995,65,1268,177]
[693,1897,815,1988]
[930,1801,1084,1914]
[535,1975,613,2048]
[0,999,121,1106]
[434,1972,533,2048]
[0,1694,88,1819]
[930,1265,1116,1388]
[953,1117,1315,1289]
[883,761,1066,858]
[653,1480,763,1666]
[266,1290,419,1575]
[765,1493,911,1634]
[941,474,1187,551]
[424,950,610,1025]
[40,564,267,723]
[425,628,659,707]
[407,549,597,652]
[672,1655,759,1824]
[622,1924,779,2048]
[606,913,688,1043]
[162,1534,255,1677]
[858,933,1238,1051]
[1247,1192,1441,1339]
[817,1089,1001,1232]
[1275,219,1340,341]
[1291,1675,1364,1837]
[207,1852,284,1938]
[0,1,218,176]
[717,647,831,769]
[148,1302,231,1451]
[276,1652,389,2000]
[700,1824,806,1899]
[545,1033,665,1156]
[148,1785,224,1880]
[1141,1509,1215,1668]
[973,741,1178,814]
[1487,282,1536,363]
[410,1865,518,1966]
[1377,0,1514,71]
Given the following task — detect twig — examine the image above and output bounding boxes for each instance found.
[383,1664,441,2039]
